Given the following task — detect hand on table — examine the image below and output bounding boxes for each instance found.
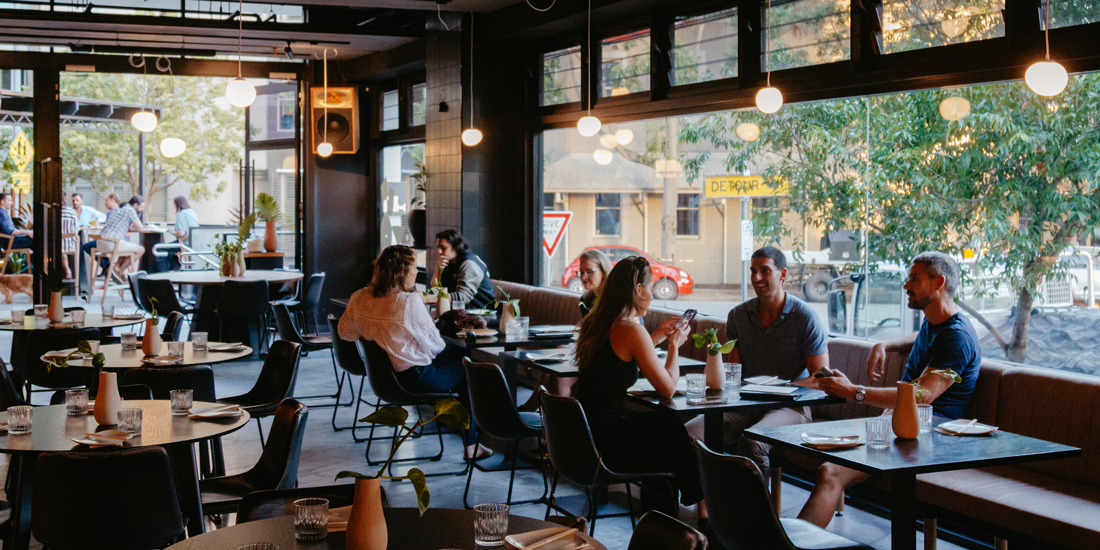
[817,370,858,400]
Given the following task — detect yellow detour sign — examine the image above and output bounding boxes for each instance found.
[9,130,31,193]
[704,175,789,199]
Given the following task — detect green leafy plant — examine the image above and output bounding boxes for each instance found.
[237,212,257,243]
[914,369,963,403]
[409,161,427,210]
[488,289,521,317]
[46,340,106,372]
[691,328,735,356]
[422,277,450,300]
[335,399,470,516]
[254,192,282,224]
[148,296,160,323]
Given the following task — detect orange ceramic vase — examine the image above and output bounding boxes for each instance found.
[345,477,387,550]
[892,381,921,439]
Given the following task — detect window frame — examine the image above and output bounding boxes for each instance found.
[676,192,702,237]
[672,6,740,87]
[594,192,623,237]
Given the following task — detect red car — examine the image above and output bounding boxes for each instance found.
[562,246,694,300]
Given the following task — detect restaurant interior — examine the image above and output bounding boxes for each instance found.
[0,0,1097,549]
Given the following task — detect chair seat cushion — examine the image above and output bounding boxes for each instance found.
[779,518,873,550]
[916,465,1100,550]
[303,336,332,346]
[519,411,542,431]
[199,474,258,514]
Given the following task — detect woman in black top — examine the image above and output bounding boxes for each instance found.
[572,256,706,516]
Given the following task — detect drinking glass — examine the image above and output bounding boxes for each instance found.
[7,406,32,434]
[865,417,891,449]
[451,300,466,311]
[191,332,208,351]
[686,373,707,397]
[71,309,86,326]
[11,309,24,325]
[516,316,530,335]
[118,408,143,435]
[121,332,138,351]
[167,341,185,358]
[473,503,509,546]
[33,304,48,320]
[504,322,522,341]
[170,389,193,416]
[102,305,114,319]
[918,404,933,433]
[86,340,100,355]
[65,388,89,416]
[724,363,742,389]
[294,498,329,541]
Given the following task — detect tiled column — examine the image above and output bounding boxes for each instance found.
[425,23,462,271]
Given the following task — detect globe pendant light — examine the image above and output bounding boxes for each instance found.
[736,122,761,142]
[938,96,971,121]
[462,13,482,147]
[1026,0,1068,96]
[756,0,784,114]
[225,0,256,108]
[615,128,634,144]
[577,0,601,136]
[131,110,157,132]
[159,137,186,158]
[593,149,612,165]
[317,48,333,157]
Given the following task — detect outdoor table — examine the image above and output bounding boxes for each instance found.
[41,341,253,370]
[744,417,1082,550]
[0,400,250,550]
[166,507,608,550]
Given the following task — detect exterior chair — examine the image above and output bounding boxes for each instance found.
[62,231,79,294]
[327,315,380,439]
[87,235,138,305]
[216,279,270,355]
[273,303,343,405]
[0,233,31,274]
[237,484,389,523]
[216,339,301,445]
[626,511,709,550]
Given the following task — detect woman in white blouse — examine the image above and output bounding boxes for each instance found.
[338,245,490,460]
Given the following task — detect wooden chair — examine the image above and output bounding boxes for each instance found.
[61,232,78,294]
[0,233,31,274]
[87,235,138,305]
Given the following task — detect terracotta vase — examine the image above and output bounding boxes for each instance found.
[499,302,516,331]
[705,351,724,390]
[48,291,64,323]
[94,371,122,425]
[264,221,279,252]
[345,477,387,550]
[892,381,921,439]
[142,318,162,356]
[436,295,451,317]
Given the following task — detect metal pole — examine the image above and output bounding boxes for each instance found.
[137,132,145,221]
[722,198,728,285]
[741,197,748,304]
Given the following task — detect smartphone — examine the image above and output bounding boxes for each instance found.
[676,309,698,328]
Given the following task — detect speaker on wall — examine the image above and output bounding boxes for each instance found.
[310,86,360,154]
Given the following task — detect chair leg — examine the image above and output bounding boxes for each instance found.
[625,483,636,529]
[294,349,350,407]
[212,437,226,476]
[924,517,937,550]
[255,417,266,446]
[505,439,520,505]
[462,435,481,509]
[545,473,560,520]
[771,466,782,511]
[835,491,845,517]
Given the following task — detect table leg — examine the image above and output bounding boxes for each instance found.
[7,454,35,550]
[891,475,918,550]
[703,411,724,450]
[167,444,205,537]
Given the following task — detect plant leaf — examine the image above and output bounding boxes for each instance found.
[719,340,736,354]
[76,340,92,354]
[91,353,106,370]
[407,468,431,516]
[511,300,521,317]
[360,406,409,427]
[433,398,470,430]
[335,470,370,481]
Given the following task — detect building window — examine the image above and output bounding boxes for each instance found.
[600,30,650,97]
[764,0,851,72]
[381,89,399,131]
[410,83,427,126]
[673,8,738,86]
[677,194,700,236]
[277,92,295,131]
[542,46,582,106]
[595,193,621,236]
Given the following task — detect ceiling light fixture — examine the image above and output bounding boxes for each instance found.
[461,13,483,147]
[615,129,634,144]
[317,48,333,157]
[938,96,971,121]
[225,0,256,108]
[756,0,784,114]
[736,122,761,142]
[577,0,601,137]
[129,55,158,132]
[1025,0,1068,96]
[593,149,612,165]
[159,137,186,157]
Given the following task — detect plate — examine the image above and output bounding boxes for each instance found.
[188,404,244,418]
[44,351,84,359]
[506,527,595,550]
[111,313,145,320]
[207,344,248,352]
[142,355,182,366]
[801,432,864,449]
[87,429,134,440]
[48,322,77,329]
[936,420,998,436]
[464,309,492,316]
[70,437,125,447]
[464,329,498,337]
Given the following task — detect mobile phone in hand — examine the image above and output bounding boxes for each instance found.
[676,309,698,328]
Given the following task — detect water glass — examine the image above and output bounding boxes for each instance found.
[191,332,208,351]
[170,389,193,416]
[167,341,185,358]
[86,340,100,355]
[11,309,24,325]
[504,322,522,341]
[70,309,86,326]
[294,498,329,541]
[515,316,530,334]
[865,417,891,449]
[686,373,707,397]
[102,305,114,319]
[724,363,742,389]
[118,408,143,435]
[121,332,138,351]
[7,405,32,434]
[451,300,466,311]
[65,388,89,416]
[918,404,933,433]
[473,503,509,546]
[33,304,48,320]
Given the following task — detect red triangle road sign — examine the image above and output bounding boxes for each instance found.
[543,211,573,259]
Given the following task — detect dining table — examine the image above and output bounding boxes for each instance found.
[0,400,250,550]
[41,341,253,370]
[146,269,304,336]
[0,312,145,332]
[443,330,577,401]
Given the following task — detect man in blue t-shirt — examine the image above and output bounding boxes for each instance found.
[798,251,981,528]
[0,192,32,250]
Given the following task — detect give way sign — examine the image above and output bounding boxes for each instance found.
[543,211,573,259]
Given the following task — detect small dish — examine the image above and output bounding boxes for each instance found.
[465,329,498,337]
[70,437,124,447]
[801,433,864,449]
[44,351,84,360]
[936,419,998,436]
[207,343,247,352]
[111,313,146,320]
[506,527,594,550]
[142,355,183,366]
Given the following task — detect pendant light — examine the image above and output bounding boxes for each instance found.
[317,48,333,157]
[756,0,784,114]
[461,13,483,147]
[159,137,186,158]
[1025,0,1068,96]
[577,0,601,137]
[225,0,256,108]
[129,55,158,132]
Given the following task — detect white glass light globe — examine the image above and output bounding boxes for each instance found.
[317,142,333,157]
[615,129,634,145]
[577,116,601,137]
[225,78,257,108]
[1025,61,1068,96]
[593,149,613,165]
[462,128,483,146]
[735,122,761,142]
[159,137,186,158]
[599,133,618,148]
[756,87,784,114]
[938,97,971,121]
[131,111,157,133]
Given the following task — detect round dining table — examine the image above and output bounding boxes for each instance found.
[0,313,144,332]
[146,269,304,286]
[42,342,253,370]
[167,507,608,550]
[0,400,250,550]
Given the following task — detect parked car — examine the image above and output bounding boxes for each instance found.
[561,246,694,300]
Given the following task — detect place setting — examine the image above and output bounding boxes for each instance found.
[935,418,999,436]
[800,432,865,450]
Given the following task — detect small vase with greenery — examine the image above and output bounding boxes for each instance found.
[489,289,521,327]
[255,192,282,252]
[692,328,736,390]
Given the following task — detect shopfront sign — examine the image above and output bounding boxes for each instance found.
[704,175,788,199]
[9,130,31,193]
[741,220,754,261]
[543,211,573,259]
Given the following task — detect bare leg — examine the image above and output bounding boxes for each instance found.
[698,500,708,519]
[798,463,871,528]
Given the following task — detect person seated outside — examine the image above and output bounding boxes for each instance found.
[61,191,78,280]
[338,245,492,461]
[170,196,199,246]
[94,193,145,280]
[71,192,106,227]
[80,193,121,263]
[432,229,495,309]
[0,192,32,251]
[686,246,829,473]
[578,248,613,316]
[798,251,981,528]
[572,256,708,525]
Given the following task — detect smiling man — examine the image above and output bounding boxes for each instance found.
[686,246,829,471]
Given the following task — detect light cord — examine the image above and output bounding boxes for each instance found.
[237,0,243,77]
[323,48,328,145]
[525,0,556,12]
[765,0,771,86]
[587,0,591,116]
[469,14,474,127]
[1044,0,1051,60]
[437,4,454,30]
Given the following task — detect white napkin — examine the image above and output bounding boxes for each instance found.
[935,419,998,436]
[71,436,125,447]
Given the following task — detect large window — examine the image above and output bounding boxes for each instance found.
[380,143,424,251]
[881,0,1004,54]
[673,8,738,86]
[677,194,700,236]
[381,89,399,131]
[601,30,651,97]
[764,0,850,72]
[542,46,582,106]
[1051,0,1100,28]
[411,83,427,126]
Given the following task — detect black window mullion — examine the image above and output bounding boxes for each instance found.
[739,0,762,90]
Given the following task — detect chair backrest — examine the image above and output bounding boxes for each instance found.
[22,327,103,390]
[128,270,149,311]
[359,339,419,403]
[273,303,306,345]
[237,340,301,406]
[538,392,605,488]
[695,440,793,550]
[300,272,325,309]
[463,357,529,441]
[626,510,709,550]
[121,365,217,402]
[250,398,309,491]
[0,356,27,408]
[161,311,186,342]
[237,483,388,524]
[142,278,187,316]
[270,268,301,301]
[328,315,365,377]
[217,280,271,319]
[32,447,185,550]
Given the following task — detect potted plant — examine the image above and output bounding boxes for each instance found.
[408,161,427,249]
[692,328,736,390]
[489,289,521,330]
[214,212,256,276]
[423,277,451,316]
[255,192,282,252]
[47,341,113,424]
[142,297,162,356]
[335,399,470,550]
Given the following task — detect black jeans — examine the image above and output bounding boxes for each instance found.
[394,345,478,446]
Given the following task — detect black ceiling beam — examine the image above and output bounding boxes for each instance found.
[0,50,304,79]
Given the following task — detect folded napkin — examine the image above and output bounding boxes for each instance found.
[71,436,125,447]
[327,505,352,532]
[935,419,998,436]
[526,352,570,362]
[189,404,243,418]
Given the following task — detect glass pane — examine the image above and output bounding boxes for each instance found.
[600,30,651,97]
[411,83,427,126]
[381,89,399,131]
[882,0,1005,54]
[677,194,700,235]
[764,0,850,72]
[1050,0,1100,28]
[248,148,297,267]
[380,143,425,251]
[674,8,739,86]
[248,84,296,142]
[542,46,582,106]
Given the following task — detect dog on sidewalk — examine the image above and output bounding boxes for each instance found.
[0,274,33,304]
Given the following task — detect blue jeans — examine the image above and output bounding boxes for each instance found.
[395,345,478,446]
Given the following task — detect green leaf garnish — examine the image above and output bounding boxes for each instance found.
[407,468,430,516]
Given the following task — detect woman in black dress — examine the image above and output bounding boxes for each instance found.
[572,256,707,518]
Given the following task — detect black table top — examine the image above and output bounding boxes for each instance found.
[629,384,843,418]
[502,349,705,378]
[0,313,143,331]
[745,417,1082,477]
[443,332,575,350]
[167,508,608,550]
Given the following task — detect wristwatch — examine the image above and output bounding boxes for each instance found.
[853,385,866,402]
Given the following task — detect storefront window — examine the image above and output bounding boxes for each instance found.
[380,143,425,251]
[541,46,582,106]
[673,8,738,85]
[381,89,399,131]
[764,0,850,72]
[600,30,651,97]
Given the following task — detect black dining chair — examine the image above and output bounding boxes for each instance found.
[327,315,382,439]
[200,398,309,517]
[273,303,344,406]
[0,357,27,409]
[21,327,102,400]
[32,447,186,550]
[216,339,301,445]
[695,440,872,550]
[461,357,548,509]
[539,392,679,536]
[237,484,389,524]
[217,279,271,355]
[161,310,186,342]
[127,269,150,313]
[140,277,196,318]
[287,271,324,334]
[627,510,709,550]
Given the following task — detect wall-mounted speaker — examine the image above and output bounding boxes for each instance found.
[310,86,360,154]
